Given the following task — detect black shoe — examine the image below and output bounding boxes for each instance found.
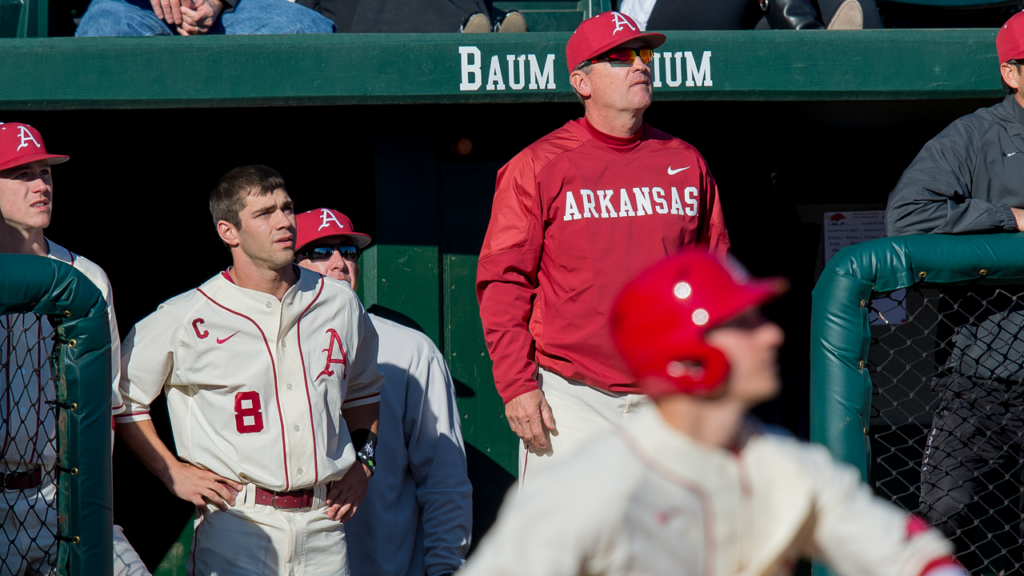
[765,0,824,29]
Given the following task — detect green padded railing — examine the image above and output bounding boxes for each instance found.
[810,233,1024,478]
[0,254,113,576]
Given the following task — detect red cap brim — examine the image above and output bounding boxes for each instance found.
[295,232,373,252]
[0,153,69,171]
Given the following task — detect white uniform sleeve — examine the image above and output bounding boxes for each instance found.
[802,443,955,576]
[105,277,123,417]
[459,442,628,576]
[342,306,384,409]
[406,349,472,576]
[115,307,178,423]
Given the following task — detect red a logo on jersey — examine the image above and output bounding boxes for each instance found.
[316,329,348,380]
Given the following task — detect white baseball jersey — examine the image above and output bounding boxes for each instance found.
[117,267,384,492]
[1,240,121,469]
[345,314,472,576]
[462,403,955,576]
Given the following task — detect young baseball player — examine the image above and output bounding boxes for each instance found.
[476,11,730,489]
[116,168,383,575]
[294,208,473,576]
[462,251,965,576]
[0,122,149,575]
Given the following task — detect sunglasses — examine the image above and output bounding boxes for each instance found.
[581,47,654,68]
[296,243,360,262]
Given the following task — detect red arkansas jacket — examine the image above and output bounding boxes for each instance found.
[476,117,730,404]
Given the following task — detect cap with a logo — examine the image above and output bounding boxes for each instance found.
[998,11,1024,63]
[565,11,666,73]
[0,123,69,171]
[295,208,373,252]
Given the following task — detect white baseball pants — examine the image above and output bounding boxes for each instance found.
[0,477,56,576]
[518,368,647,492]
[188,483,348,576]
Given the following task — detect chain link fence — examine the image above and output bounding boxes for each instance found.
[0,311,65,575]
[869,284,1024,575]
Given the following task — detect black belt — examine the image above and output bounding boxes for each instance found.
[2,469,42,491]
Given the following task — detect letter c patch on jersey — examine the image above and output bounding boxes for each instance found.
[192,318,209,339]
[316,328,348,380]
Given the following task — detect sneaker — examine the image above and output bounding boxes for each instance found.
[460,12,492,33]
[827,0,863,29]
[495,10,527,33]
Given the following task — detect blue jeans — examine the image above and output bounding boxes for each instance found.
[75,0,335,36]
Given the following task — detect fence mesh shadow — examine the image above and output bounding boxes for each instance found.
[870,284,1024,575]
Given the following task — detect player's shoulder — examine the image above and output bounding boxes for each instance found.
[644,125,706,158]
[505,119,589,174]
[303,269,363,309]
[46,239,113,297]
[938,97,1013,141]
[368,312,438,351]
[524,429,642,506]
[744,418,843,473]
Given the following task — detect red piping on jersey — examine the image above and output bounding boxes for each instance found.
[619,428,716,576]
[919,556,961,576]
[295,278,324,484]
[198,287,291,490]
[342,392,381,404]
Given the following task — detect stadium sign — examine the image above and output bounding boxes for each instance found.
[458,46,712,92]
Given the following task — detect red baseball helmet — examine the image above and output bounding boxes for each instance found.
[611,250,786,397]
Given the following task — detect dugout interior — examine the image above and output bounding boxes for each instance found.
[1,27,1005,572]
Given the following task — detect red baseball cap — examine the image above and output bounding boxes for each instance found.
[0,123,69,171]
[295,208,372,252]
[998,11,1024,63]
[566,11,666,73]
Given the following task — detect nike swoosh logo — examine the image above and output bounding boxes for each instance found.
[668,166,690,175]
[216,331,240,345]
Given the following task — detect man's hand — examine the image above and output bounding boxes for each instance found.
[505,389,557,451]
[164,460,243,511]
[1013,207,1024,231]
[150,0,183,26]
[325,463,371,523]
[177,0,224,35]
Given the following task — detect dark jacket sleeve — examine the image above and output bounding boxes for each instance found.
[885,118,1017,237]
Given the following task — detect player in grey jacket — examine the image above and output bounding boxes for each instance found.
[884,14,1024,573]
[885,93,1024,237]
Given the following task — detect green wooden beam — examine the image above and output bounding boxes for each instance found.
[0,29,1003,110]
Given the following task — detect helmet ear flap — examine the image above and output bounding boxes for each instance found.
[666,342,730,396]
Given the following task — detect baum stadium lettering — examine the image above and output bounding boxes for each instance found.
[458,47,713,92]
[562,187,699,221]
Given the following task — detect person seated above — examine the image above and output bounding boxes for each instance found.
[294,0,525,34]
[75,0,334,37]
